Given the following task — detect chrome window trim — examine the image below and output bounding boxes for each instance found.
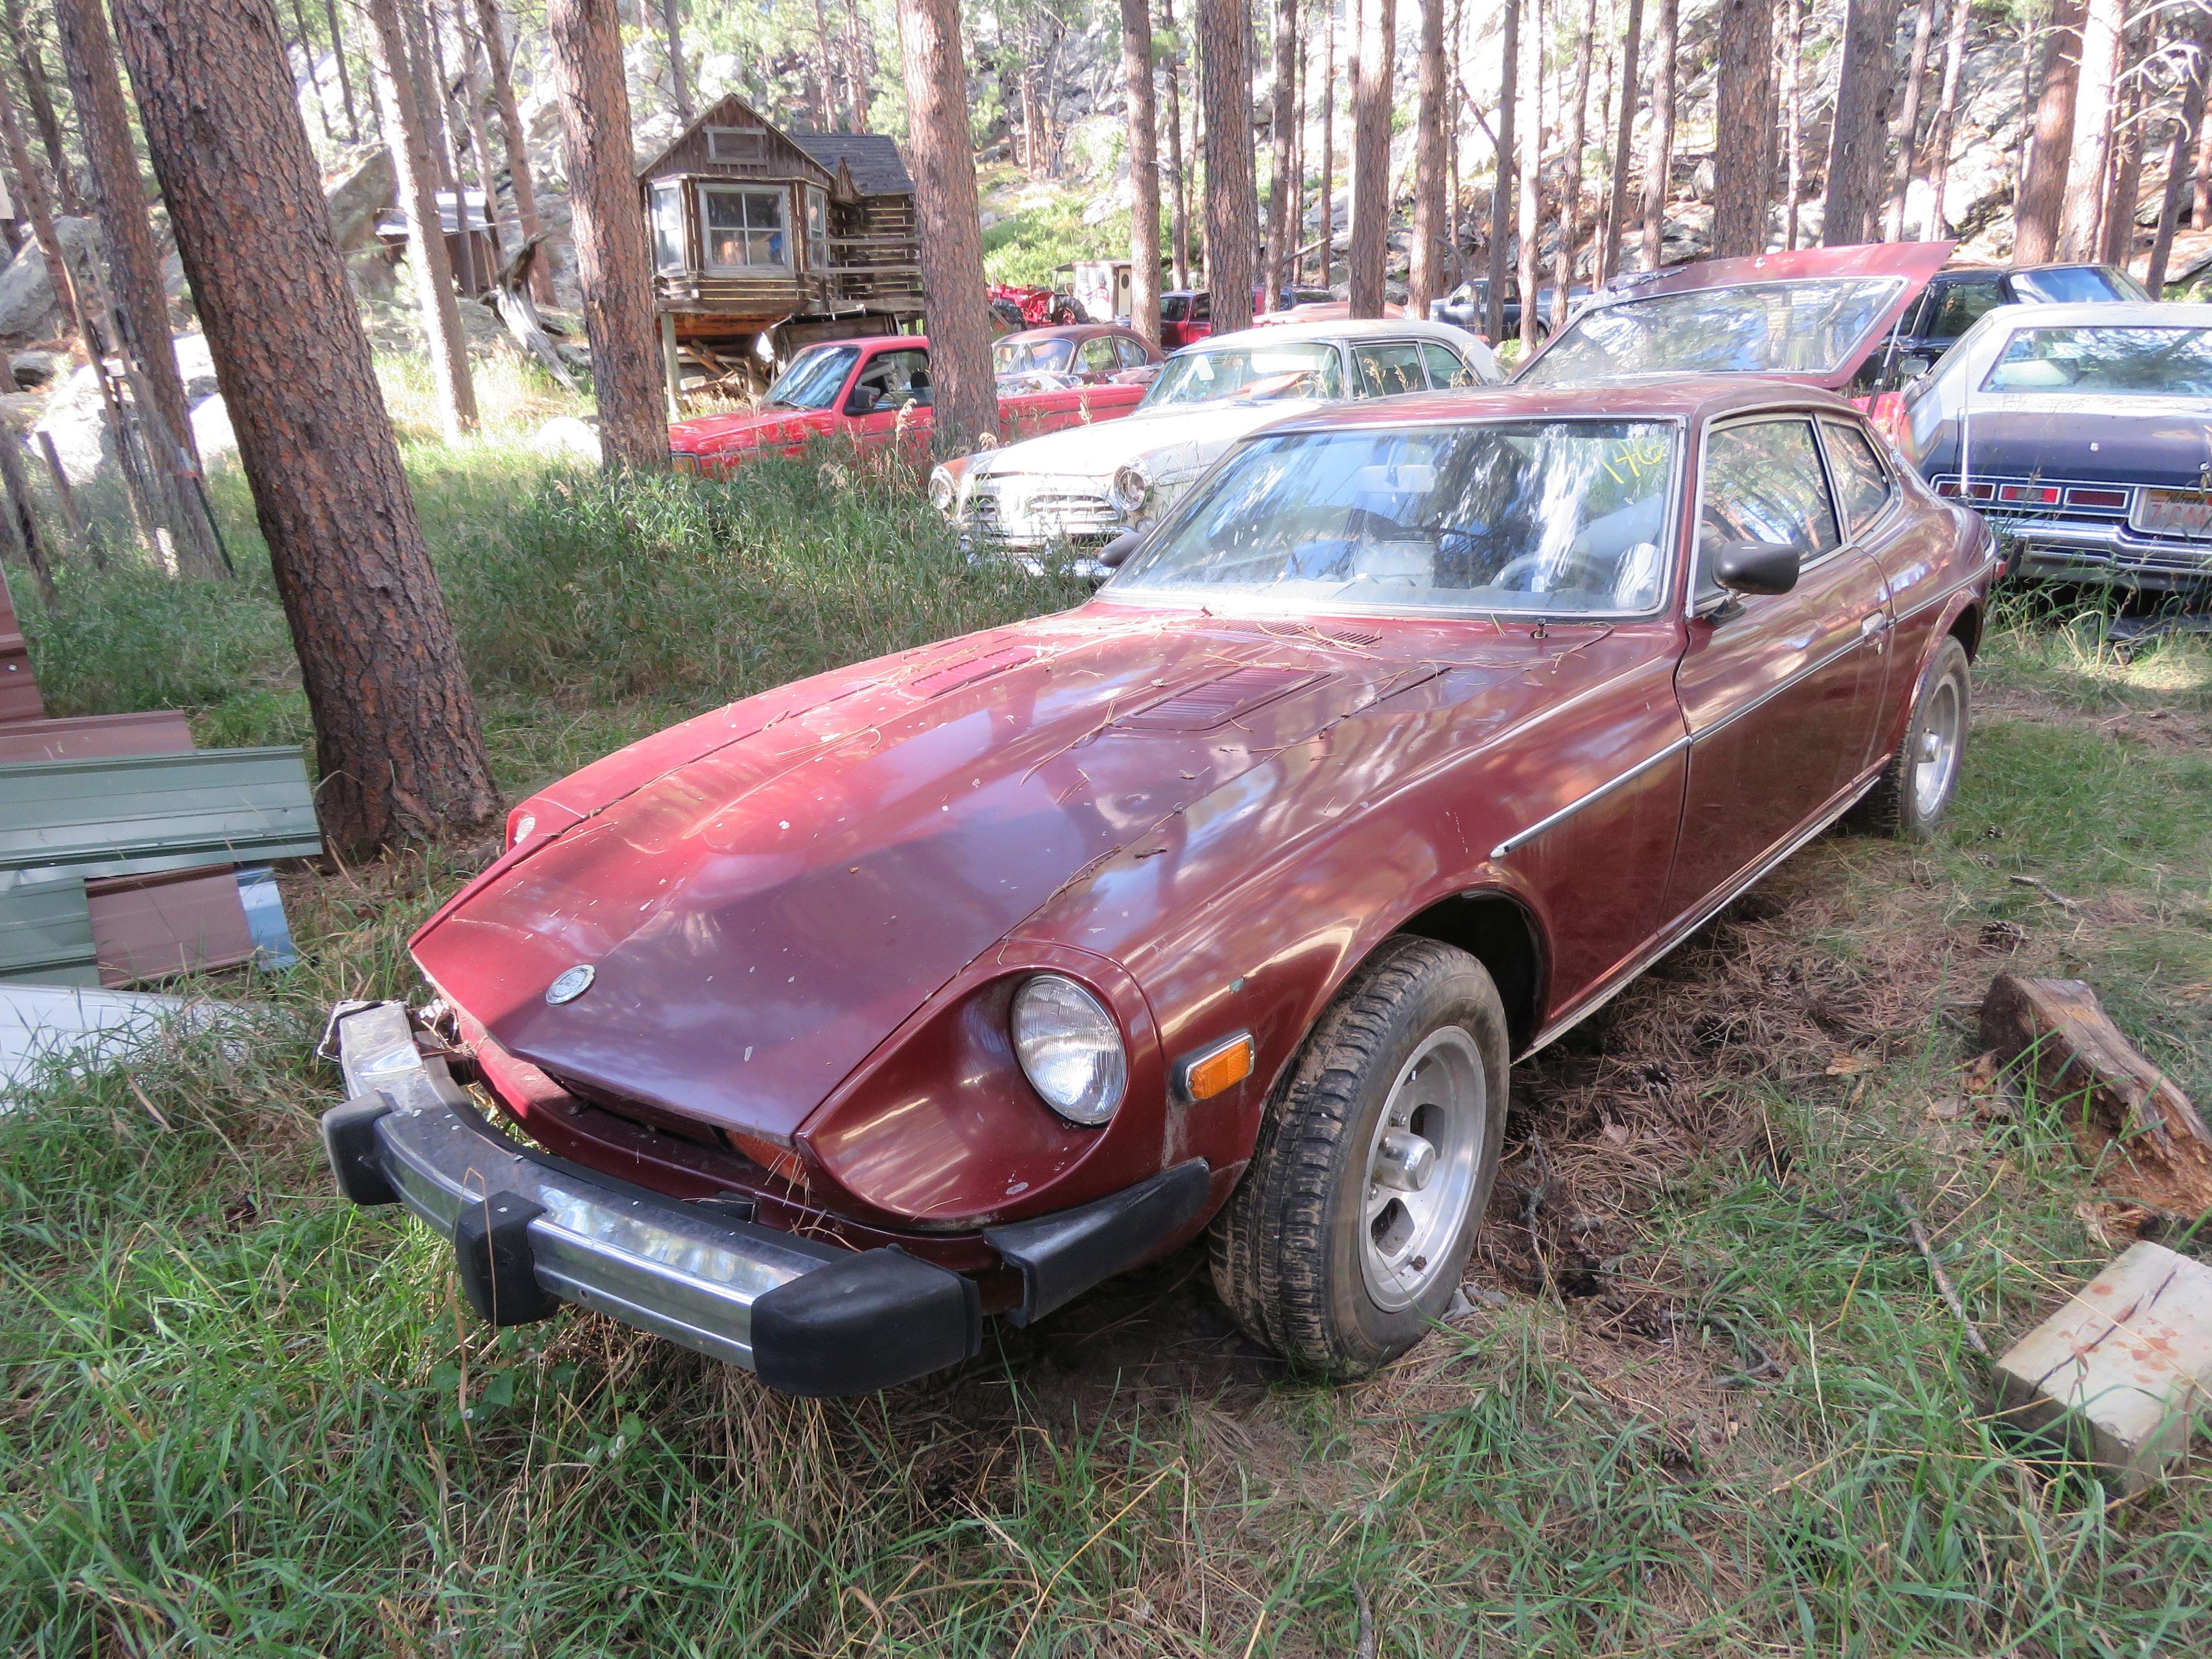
[1815,416,1902,541]
[1683,406,1851,616]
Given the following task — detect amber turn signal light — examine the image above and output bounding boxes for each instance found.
[1180,1032,1255,1101]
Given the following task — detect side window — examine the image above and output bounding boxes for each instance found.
[1926,278,2005,343]
[849,350,933,413]
[1352,342,1428,397]
[1695,419,1842,601]
[1118,336,1151,369]
[1192,293,1211,322]
[1820,420,1895,534]
[1419,342,1478,388]
[1079,336,1119,374]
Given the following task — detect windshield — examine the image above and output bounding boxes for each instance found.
[1519,278,1905,383]
[1140,342,1344,409]
[766,344,861,409]
[1161,295,1190,321]
[1981,325,2212,396]
[994,336,1074,376]
[2012,266,2150,304]
[1110,419,1677,615]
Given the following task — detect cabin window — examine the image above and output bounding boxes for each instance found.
[700,185,788,270]
[649,181,687,272]
[704,125,768,164]
[805,187,829,272]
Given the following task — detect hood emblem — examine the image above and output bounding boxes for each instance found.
[545,964,596,1005]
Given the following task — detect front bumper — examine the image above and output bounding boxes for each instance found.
[321,1003,1207,1395]
[1997,517,2212,590]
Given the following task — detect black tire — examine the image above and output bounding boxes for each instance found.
[1210,938,1509,1374]
[1854,634,1971,838]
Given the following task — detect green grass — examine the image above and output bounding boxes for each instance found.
[5,436,2212,1653]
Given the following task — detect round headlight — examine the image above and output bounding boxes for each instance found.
[928,465,957,515]
[1110,462,1151,516]
[1010,974,1127,1126]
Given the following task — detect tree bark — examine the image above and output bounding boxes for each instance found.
[659,0,692,120]
[405,0,478,298]
[1201,0,1257,329]
[1710,0,1775,257]
[475,0,552,305]
[1882,0,1939,241]
[895,0,997,450]
[3,0,79,214]
[0,68,69,319]
[2147,5,2212,291]
[366,0,476,442]
[1922,0,1968,238]
[1551,0,1593,322]
[812,0,835,128]
[1162,0,1191,288]
[1487,0,1519,337]
[1779,0,1805,248]
[1406,0,1448,311]
[1515,1,1539,348]
[1599,0,1642,278]
[1639,0,1674,271]
[1317,0,1334,287]
[1123,0,1162,340]
[846,0,870,128]
[111,0,498,855]
[1265,0,1297,308]
[288,0,336,145]
[2016,0,2084,264]
[324,0,363,141]
[1822,0,1904,246]
[53,0,196,471]
[2100,19,2147,268]
[450,0,503,264]
[2058,0,2124,259]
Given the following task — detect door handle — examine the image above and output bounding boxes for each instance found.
[1860,613,1891,638]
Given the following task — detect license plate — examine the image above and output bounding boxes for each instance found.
[2136,488,2212,538]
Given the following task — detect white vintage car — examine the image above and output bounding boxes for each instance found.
[931,319,1503,553]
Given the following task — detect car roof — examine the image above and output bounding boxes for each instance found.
[1956,300,2211,328]
[998,324,1134,343]
[1257,374,1864,433]
[1193,316,1484,349]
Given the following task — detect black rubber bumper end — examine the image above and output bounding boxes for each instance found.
[984,1158,1211,1327]
[751,1248,982,1397]
[453,1192,562,1325]
[321,1091,399,1206]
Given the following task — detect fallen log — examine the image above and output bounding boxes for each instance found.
[1980,972,2212,1215]
[488,235,581,395]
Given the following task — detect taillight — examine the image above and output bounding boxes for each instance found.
[505,805,538,849]
[1996,483,2061,505]
[2065,486,2130,509]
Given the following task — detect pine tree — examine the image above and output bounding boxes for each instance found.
[1123,0,1162,339]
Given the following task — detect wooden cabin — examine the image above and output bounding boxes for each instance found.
[637,94,924,407]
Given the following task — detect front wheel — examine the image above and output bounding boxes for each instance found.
[1854,635,1970,838]
[1210,938,1509,1374]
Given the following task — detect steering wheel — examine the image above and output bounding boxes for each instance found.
[1491,547,1600,593]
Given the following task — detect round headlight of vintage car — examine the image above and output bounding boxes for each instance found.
[1110,462,1152,517]
[927,465,958,516]
[1010,974,1127,1126]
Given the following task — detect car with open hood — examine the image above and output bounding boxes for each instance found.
[1891,300,2212,590]
[931,319,1502,553]
[669,334,1146,477]
[323,376,1995,1397]
[1520,242,1956,400]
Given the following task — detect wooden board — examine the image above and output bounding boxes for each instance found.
[0,563,41,726]
[86,868,256,987]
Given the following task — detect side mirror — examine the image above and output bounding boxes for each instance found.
[1712,539,1802,597]
[1097,531,1141,570]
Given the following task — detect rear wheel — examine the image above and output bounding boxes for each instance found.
[1855,635,1971,838]
[1210,938,1508,1374]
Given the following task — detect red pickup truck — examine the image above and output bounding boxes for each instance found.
[671,335,1146,476]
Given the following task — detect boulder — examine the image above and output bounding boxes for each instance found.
[33,362,110,485]
[190,395,236,468]
[530,415,601,466]
[325,146,397,254]
[0,216,98,340]
[11,349,66,389]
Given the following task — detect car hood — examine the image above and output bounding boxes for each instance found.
[412,609,1435,1142]
[972,399,1324,483]
[669,405,836,453]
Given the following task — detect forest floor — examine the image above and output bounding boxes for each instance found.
[3,373,2211,1655]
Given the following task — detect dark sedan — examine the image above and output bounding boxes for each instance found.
[993,323,1162,388]
[1881,263,2150,381]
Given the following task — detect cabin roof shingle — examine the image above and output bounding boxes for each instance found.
[786,132,913,198]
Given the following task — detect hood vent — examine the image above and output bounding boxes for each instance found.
[1116,666,1323,732]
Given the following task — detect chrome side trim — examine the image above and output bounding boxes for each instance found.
[1524,765,1884,1055]
[1691,632,1871,744]
[1490,734,1691,858]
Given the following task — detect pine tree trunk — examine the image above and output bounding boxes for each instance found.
[3,0,79,214]
[2147,4,2212,291]
[1515,3,1539,347]
[1123,0,1162,339]
[1779,0,1805,248]
[1202,0,1257,329]
[52,0,198,474]
[1920,0,1967,238]
[1599,0,1642,278]
[1318,0,1334,288]
[1709,0,1773,257]
[406,0,479,299]
[1408,0,1448,312]
[475,0,554,305]
[1487,0,1519,338]
[0,71,70,321]
[289,0,338,145]
[2059,0,2125,260]
[547,0,666,470]
[1266,0,1297,308]
[366,0,477,442]
[660,0,692,120]
[895,0,997,450]
[1551,0,1593,322]
[1821,0,1904,246]
[452,0,504,264]
[2100,20,2147,267]
[1448,0,1465,286]
[846,0,870,128]
[1162,0,1191,288]
[813,0,835,128]
[1639,0,1674,270]
[1881,0,1939,240]
[111,0,498,855]
[1293,5,1308,282]
[324,0,363,141]
[2015,0,2084,264]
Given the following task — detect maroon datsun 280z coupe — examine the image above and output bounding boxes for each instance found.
[324,376,1996,1395]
